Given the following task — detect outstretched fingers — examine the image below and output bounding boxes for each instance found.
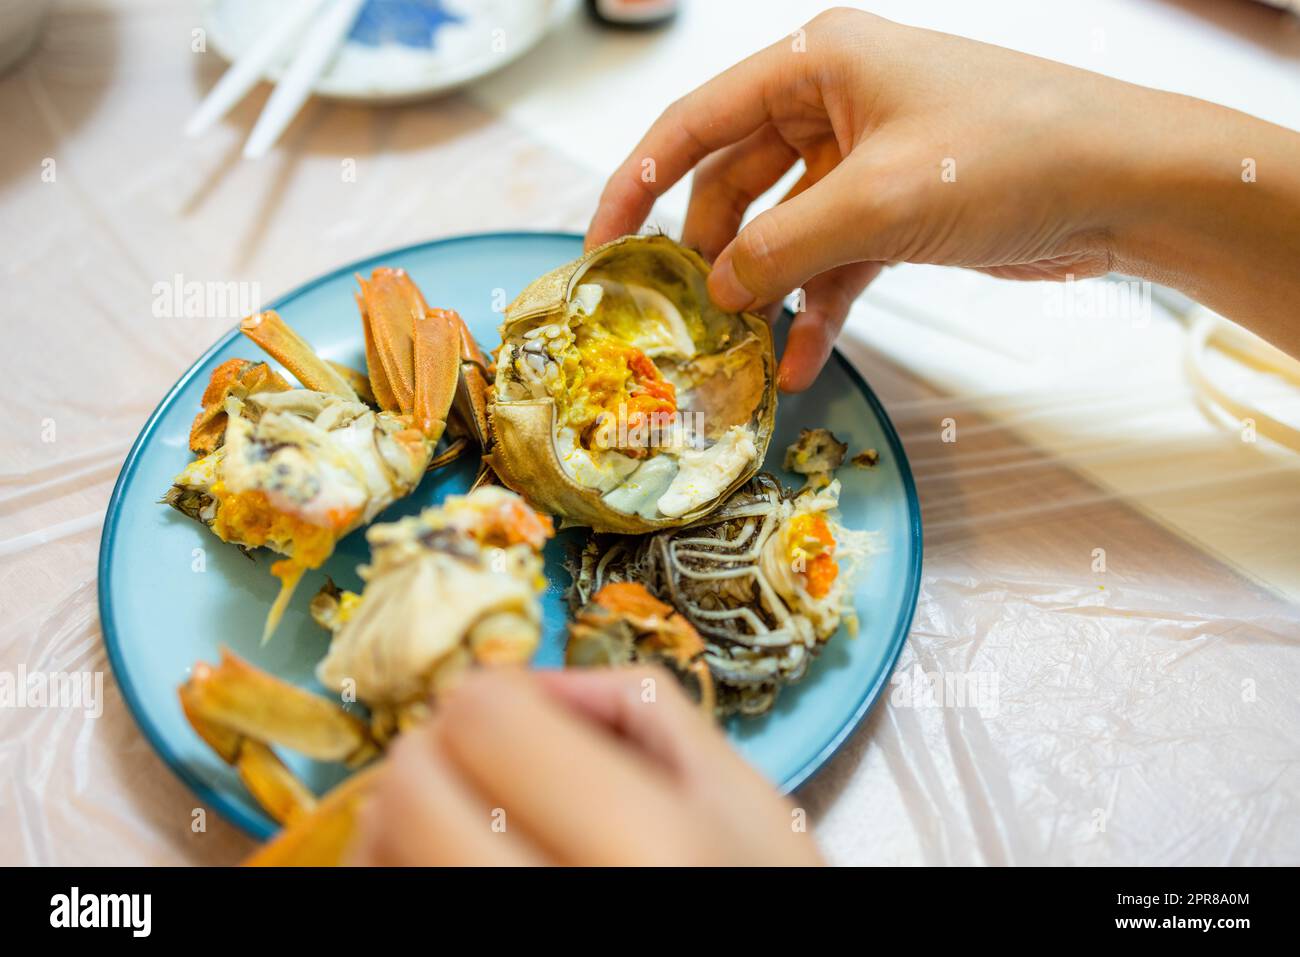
[586,37,810,249]
[707,156,887,312]
[681,125,801,261]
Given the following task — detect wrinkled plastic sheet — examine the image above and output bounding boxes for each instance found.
[2,0,1298,866]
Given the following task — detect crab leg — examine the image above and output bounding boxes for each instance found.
[412,308,462,443]
[245,763,382,866]
[418,310,492,467]
[427,438,472,470]
[356,268,424,414]
[357,291,399,412]
[426,363,488,468]
[181,700,318,824]
[327,360,375,407]
[449,312,492,448]
[179,649,379,824]
[357,269,491,454]
[240,311,359,401]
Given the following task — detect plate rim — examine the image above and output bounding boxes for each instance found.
[198,0,559,103]
[97,229,922,842]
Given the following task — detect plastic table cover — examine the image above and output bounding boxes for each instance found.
[1,0,1297,866]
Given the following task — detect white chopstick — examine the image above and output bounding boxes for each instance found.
[242,0,367,159]
[184,0,328,139]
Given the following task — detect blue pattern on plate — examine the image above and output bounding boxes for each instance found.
[349,0,463,48]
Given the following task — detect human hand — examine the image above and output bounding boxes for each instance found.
[588,8,1300,386]
[349,666,823,866]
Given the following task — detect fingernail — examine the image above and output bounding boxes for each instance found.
[709,255,756,312]
[777,360,801,394]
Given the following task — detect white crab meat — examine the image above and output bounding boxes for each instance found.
[656,425,757,518]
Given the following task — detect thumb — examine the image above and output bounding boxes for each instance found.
[707,161,878,312]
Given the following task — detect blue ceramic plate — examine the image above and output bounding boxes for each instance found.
[99,232,921,841]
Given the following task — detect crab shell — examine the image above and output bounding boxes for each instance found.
[485,235,778,533]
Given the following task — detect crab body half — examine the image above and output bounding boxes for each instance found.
[163,269,489,640]
[569,474,874,717]
[487,235,777,533]
[179,486,554,863]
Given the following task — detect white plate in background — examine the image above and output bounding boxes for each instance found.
[199,0,557,102]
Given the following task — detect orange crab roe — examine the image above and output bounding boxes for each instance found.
[788,512,838,599]
[575,339,677,451]
[477,497,555,551]
[210,485,351,571]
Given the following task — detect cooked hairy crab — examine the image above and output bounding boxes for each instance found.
[179,486,552,864]
[569,474,874,717]
[487,235,777,533]
[566,581,716,714]
[163,237,878,859]
[163,268,489,640]
[310,485,553,740]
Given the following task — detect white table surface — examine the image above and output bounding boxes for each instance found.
[1,0,1297,865]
